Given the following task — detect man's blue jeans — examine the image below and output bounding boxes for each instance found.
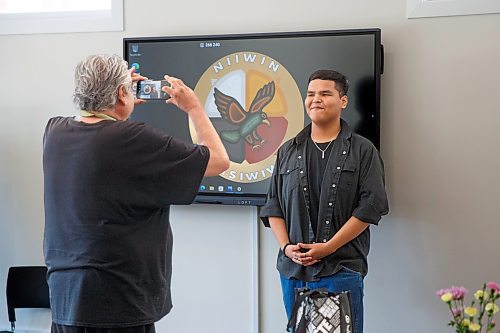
[280,266,364,333]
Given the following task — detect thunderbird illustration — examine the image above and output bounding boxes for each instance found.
[213,81,275,150]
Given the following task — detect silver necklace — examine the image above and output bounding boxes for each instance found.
[312,139,335,159]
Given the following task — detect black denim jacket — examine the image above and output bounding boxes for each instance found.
[260,120,389,281]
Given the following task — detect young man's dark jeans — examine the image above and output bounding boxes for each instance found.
[280,266,364,333]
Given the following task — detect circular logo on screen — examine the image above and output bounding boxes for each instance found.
[192,52,303,183]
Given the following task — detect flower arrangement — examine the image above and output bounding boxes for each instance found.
[437,282,500,333]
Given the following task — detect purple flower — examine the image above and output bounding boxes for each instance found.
[436,286,468,300]
[437,289,448,297]
[450,286,468,300]
[486,281,500,293]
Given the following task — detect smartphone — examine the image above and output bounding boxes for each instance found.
[135,80,170,100]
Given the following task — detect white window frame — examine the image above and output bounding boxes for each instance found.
[0,0,123,35]
[407,0,500,18]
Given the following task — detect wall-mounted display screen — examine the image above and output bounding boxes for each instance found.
[124,29,383,206]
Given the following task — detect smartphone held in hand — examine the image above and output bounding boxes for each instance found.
[135,80,170,100]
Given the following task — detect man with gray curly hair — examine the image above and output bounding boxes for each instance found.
[43,54,229,333]
[73,54,134,112]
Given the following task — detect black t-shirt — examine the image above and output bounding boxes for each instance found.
[306,137,336,236]
[43,117,209,327]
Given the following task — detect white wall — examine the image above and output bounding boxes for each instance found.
[1,1,499,332]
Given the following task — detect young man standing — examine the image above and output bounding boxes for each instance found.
[260,69,389,333]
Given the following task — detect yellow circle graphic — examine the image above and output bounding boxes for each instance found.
[192,51,304,183]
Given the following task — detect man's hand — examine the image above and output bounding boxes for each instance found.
[286,243,321,267]
[162,75,203,113]
[296,242,334,262]
[130,67,147,106]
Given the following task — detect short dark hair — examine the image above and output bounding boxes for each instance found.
[308,69,348,97]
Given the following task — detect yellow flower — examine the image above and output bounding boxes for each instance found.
[485,302,499,314]
[464,307,478,317]
[468,323,481,332]
[474,290,484,300]
[462,318,471,326]
[441,292,453,302]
